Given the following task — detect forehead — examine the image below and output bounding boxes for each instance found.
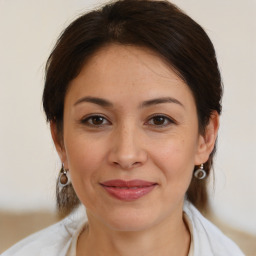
[66,44,195,108]
[80,43,180,82]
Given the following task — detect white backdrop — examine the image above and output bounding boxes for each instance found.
[0,0,255,235]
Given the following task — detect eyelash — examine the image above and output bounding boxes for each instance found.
[81,115,111,127]
[146,114,176,127]
[80,114,176,128]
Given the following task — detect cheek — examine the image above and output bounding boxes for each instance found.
[64,134,107,191]
[151,134,197,187]
[65,131,106,165]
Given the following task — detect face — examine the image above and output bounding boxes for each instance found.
[53,44,216,232]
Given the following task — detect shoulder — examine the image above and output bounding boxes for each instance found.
[1,207,86,256]
[183,201,245,256]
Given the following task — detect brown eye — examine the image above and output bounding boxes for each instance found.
[82,115,110,127]
[91,116,104,125]
[147,115,174,127]
[152,116,166,125]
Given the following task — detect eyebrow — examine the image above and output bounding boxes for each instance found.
[74,96,184,108]
[140,97,184,108]
[74,96,113,107]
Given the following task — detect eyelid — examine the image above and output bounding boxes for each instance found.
[80,114,111,127]
[145,114,177,127]
[79,113,176,128]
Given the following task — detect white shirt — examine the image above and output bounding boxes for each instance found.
[1,201,245,256]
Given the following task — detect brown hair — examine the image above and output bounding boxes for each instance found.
[43,0,222,215]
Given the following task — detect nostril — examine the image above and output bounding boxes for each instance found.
[112,161,141,169]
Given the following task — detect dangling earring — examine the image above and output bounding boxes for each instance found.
[194,164,207,179]
[58,164,71,187]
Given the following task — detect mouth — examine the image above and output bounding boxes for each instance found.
[100,179,158,201]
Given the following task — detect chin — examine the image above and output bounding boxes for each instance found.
[100,208,160,232]
[107,219,153,232]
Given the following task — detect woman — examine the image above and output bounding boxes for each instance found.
[2,0,245,255]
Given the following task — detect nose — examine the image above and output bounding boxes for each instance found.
[107,123,147,170]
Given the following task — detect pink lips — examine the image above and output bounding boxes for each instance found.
[100,179,157,201]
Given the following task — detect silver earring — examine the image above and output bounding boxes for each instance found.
[59,164,71,187]
[194,164,206,179]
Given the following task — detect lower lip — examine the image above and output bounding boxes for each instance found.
[101,185,156,201]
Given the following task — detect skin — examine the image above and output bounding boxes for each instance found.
[51,44,219,256]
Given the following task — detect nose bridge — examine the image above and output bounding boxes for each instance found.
[109,120,147,169]
[119,121,137,153]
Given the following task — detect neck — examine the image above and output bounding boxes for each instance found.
[77,208,191,256]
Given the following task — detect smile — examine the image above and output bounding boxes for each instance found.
[100,179,157,201]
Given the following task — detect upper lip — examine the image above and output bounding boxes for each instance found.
[100,179,157,188]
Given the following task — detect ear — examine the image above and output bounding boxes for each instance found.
[194,111,220,165]
[50,121,69,168]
